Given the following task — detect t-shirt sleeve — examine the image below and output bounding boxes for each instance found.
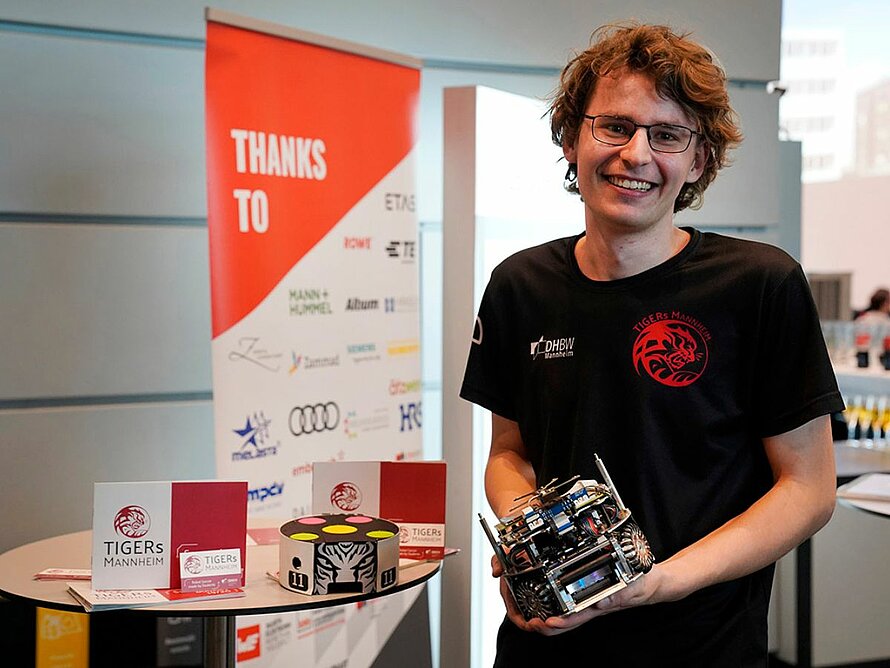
[753,263,845,437]
[459,272,518,420]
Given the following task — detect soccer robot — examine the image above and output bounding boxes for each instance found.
[479,454,655,621]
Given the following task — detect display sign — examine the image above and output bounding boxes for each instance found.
[205,9,423,523]
[312,461,446,559]
[205,9,424,666]
[91,480,247,590]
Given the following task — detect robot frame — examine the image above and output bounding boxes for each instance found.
[479,454,655,621]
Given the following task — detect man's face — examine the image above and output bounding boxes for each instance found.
[564,70,706,235]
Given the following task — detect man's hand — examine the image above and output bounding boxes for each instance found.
[491,555,673,636]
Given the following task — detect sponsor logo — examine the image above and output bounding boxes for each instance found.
[387,339,420,357]
[296,609,345,640]
[232,412,279,461]
[384,240,416,262]
[530,335,575,360]
[346,342,381,364]
[343,236,371,250]
[292,462,313,477]
[399,402,422,432]
[289,288,333,316]
[384,192,415,212]
[384,295,419,313]
[248,481,284,503]
[289,402,340,436]
[399,525,410,544]
[389,378,422,395]
[228,337,281,372]
[394,449,423,461]
[236,624,261,662]
[261,616,291,654]
[632,312,710,387]
[343,408,390,438]
[330,482,362,511]
[345,297,380,311]
[114,506,150,539]
[289,351,340,375]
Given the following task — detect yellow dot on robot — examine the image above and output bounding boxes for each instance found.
[322,525,358,535]
[289,532,319,541]
[366,530,395,539]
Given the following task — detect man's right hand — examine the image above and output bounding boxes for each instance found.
[490,554,615,636]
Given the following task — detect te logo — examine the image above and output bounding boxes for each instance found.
[399,402,422,432]
[236,624,261,661]
[385,240,416,260]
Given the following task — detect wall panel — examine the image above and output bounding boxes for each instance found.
[0,31,204,216]
[1,0,780,79]
[0,401,214,554]
[0,223,211,400]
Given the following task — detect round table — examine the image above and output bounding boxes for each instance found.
[0,523,441,667]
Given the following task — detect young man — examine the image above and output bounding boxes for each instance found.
[461,23,843,666]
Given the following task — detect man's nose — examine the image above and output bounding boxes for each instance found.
[619,127,653,165]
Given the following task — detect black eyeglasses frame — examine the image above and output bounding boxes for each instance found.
[583,114,701,154]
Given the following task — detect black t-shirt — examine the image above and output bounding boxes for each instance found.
[461,228,843,666]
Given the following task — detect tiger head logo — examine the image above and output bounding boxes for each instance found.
[313,542,377,595]
[113,505,151,539]
[183,555,204,575]
[632,319,708,387]
[330,482,362,512]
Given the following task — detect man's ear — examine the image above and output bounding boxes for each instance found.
[563,139,577,164]
[686,141,707,184]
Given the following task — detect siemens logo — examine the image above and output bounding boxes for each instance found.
[248,482,284,502]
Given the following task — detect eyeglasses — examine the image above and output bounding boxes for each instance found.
[584,114,700,153]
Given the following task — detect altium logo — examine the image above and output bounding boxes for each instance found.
[345,297,379,311]
[530,335,575,360]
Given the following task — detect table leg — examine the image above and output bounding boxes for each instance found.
[796,538,812,668]
[204,616,235,668]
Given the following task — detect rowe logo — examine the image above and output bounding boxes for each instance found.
[530,335,575,361]
[113,506,151,539]
[236,624,261,661]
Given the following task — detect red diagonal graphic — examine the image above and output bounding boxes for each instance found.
[206,22,419,337]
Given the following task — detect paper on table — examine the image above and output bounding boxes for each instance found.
[837,473,890,502]
[67,581,245,612]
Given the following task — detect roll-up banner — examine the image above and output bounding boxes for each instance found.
[205,9,423,666]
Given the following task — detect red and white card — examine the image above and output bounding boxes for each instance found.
[92,481,247,590]
[312,461,446,559]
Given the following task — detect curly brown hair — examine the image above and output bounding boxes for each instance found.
[550,23,742,212]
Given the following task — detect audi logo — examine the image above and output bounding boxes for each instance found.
[289,402,339,435]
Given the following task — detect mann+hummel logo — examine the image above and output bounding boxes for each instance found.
[530,335,575,360]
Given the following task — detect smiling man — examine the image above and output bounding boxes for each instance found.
[461,24,844,666]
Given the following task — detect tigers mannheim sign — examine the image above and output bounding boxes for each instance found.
[91,481,247,590]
